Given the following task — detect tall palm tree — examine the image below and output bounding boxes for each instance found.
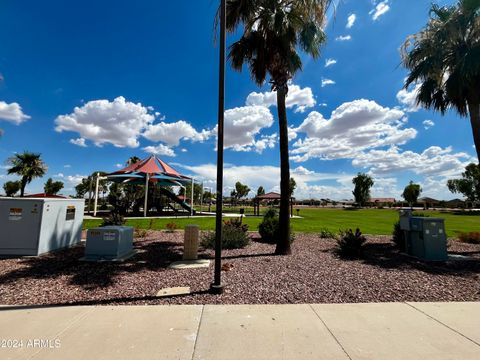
[226,0,332,255]
[402,0,480,162]
[7,152,47,196]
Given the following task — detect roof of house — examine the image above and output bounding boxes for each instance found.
[369,198,396,203]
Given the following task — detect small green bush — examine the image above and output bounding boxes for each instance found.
[134,228,148,239]
[457,232,480,244]
[336,228,367,258]
[258,209,295,244]
[100,212,125,227]
[201,218,250,249]
[319,227,337,239]
[392,221,406,251]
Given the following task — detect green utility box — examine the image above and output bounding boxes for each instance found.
[399,212,448,261]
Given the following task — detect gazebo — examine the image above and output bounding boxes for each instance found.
[93,155,195,217]
[253,192,294,217]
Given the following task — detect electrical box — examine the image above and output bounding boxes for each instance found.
[0,198,85,256]
[85,226,134,261]
[403,216,448,261]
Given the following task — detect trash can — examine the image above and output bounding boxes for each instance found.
[184,225,199,260]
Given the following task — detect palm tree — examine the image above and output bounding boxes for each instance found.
[402,0,480,162]
[226,0,332,255]
[127,156,141,166]
[7,152,47,196]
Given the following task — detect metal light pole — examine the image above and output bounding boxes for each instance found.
[210,0,226,295]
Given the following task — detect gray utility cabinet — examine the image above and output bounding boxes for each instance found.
[85,226,134,261]
[399,211,448,261]
[0,198,85,256]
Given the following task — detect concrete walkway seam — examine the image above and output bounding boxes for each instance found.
[308,304,353,360]
[404,302,480,348]
[191,305,205,360]
[27,306,95,360]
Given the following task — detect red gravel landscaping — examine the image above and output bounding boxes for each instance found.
[0,231,479,306]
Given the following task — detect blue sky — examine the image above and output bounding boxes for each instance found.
[0,0,476,200]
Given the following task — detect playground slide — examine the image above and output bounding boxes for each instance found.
[160,188,196,215]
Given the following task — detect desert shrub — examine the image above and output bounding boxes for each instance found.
[100,212,126,227]
[258,208,295,244]
[165,222,178,232]
[457,232,480,244]
[258,209,279,244]
[134,228,148,239]
[336,228,367,258]
[201,219,250,249]
[392,221,406,251]
[319,227,337,239]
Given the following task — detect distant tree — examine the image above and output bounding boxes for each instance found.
[126,156,141,166]
[3,180,21,197]
[230,181,251,205]
[257,186,266,197]
[352,173,374,207]
[289,178,297,197]
[401,1,480,163]
[402,181,422,208]
[447,163,480,203]
[7,152,47,196]
[44,178,64,195]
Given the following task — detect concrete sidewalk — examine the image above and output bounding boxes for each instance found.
[0,302,479,359]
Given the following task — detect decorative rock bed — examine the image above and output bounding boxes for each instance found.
[0,231,479,306]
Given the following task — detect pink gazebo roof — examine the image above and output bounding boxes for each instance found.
[111,155,186,178]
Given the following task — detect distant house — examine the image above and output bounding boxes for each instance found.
[369,197,396,204]
[418,197,441,209]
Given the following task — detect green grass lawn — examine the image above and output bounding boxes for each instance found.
[83,208,480,237]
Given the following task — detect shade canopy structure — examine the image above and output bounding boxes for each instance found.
[93,155,195,217]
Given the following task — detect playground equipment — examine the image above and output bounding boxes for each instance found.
[92,155,196,217]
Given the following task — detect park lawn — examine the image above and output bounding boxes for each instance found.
[83,208,480,237]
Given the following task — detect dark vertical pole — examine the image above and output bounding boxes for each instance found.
[210,0,226,295]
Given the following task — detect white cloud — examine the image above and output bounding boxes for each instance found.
[335,35,352,41]
[396,83,421,112]
[65,175,86,185]
[246,84,316,113]
[0,101,31,124]
[70,138,87,147]
[177,163,355,200]
[55,96,155,148]
[143,144,176,157]
[291,99,416,162]
[64,164,71,168]
[115,163,123,168]
[423,120,435,130]
[370,1,390,21]
[352,146,472,178]
[325,59,337,67]
[220,105,275,153]
[143,120,212,146]
[321,79,336,87]
[181,148,188,153]
[346,14,356,29]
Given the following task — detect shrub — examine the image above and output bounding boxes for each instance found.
[258,208,295,244]
[392,221,406,251]
[100,212,125,227]
[319,227,337,239]
[336,228,367,258]
[457,232,480,244]
[134,228,148,239]
[201,218,250,249]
